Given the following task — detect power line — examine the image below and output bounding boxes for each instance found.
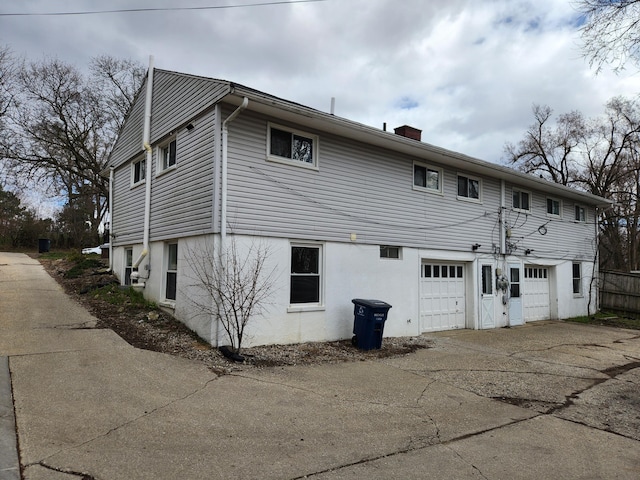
[0,0,327,17]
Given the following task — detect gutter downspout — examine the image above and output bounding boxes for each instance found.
[213,97,248,347]
[220,96,249,253]
[500,179,506,255]
[108,166,114,271]
[132,55,155,283]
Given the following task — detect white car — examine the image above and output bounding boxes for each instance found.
[81,246,102,255]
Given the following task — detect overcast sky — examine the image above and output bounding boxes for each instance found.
[1,0,639,167]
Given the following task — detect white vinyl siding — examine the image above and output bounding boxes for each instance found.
[109,70,230,169]
[224,109,500,250]
[149,109,216,241]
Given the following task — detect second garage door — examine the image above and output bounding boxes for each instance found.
[420,262,466,332]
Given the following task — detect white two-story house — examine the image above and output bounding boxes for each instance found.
[106,66,610,347]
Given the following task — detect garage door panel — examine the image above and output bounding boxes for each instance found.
[420,262,466,332]
[524,266,550,321]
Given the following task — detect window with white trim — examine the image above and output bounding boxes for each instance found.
[131,157,145,186]
[158,138,177,172]
[290,244,322,304]
[575,205,586,222]
[457,174,480,200]
[124,248,133,286]
[512,189,531,212]
[165,243,178,301]
[572,262,582,295]
[413,162,442,193]
[268,124,318,168]
[547,198,561,216]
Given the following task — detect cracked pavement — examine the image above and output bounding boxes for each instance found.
[2,252,640,479]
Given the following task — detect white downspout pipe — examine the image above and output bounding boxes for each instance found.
[108,166,114,271]
[220,97,248,253]
[132,55,155,279]
[500,179,506,255]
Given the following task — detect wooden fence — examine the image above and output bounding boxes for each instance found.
[600,271,640,314]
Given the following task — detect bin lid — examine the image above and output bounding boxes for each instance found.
[351,298,392,309]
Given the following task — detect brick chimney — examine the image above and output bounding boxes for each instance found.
[394,125,422,141]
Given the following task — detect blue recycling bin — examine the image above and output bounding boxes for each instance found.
[351,299,392,350]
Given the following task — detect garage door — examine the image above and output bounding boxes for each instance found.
[523,266,550,321]
[420,263,466,332]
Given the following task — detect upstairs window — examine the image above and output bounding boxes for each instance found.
[268,124,318,168]
[547,198,561,217]
[131,157,145,186]
[512,189,531,212]
[457,174,480,200]
[575,205,586,222]
[413,162,442,193]
[159,138,177,172]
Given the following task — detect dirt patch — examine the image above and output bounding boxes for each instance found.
[37,255,432,374]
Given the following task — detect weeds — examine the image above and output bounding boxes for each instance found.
[92,284,157,309]
[566,311,640,330]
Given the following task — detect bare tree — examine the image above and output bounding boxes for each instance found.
[505,96,640,271]
[504,104,585,185]
[577,0,640,73]
[184,238,277,356]
[0,55,144,238]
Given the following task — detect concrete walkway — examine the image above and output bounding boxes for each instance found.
[1,252,639,479]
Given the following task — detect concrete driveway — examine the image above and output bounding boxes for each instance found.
[1,252,639,479]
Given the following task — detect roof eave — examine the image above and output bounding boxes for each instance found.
[223,86,611,208]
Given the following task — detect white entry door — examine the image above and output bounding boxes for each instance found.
[508,264,524,326]
[523,266,551,321]
[420,263,466,332]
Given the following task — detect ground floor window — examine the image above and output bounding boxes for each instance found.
[290,244,322,304]
[124,248,133,285]
[166,243,178,301]
[572,262,582,295]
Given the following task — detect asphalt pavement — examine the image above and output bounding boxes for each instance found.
[1,251,639,479]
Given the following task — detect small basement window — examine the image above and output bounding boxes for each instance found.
[380,245,401,259]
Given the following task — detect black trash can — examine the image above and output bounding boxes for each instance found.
[351,299,392,350]
[38,238,50,253]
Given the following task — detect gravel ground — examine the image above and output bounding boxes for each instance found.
[38,255,432,374]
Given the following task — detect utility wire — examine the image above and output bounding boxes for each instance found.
[0,0,327,17]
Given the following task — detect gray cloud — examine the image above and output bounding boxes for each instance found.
[1,0,637,166]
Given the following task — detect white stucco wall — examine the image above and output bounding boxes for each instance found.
[110,234,598,348]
